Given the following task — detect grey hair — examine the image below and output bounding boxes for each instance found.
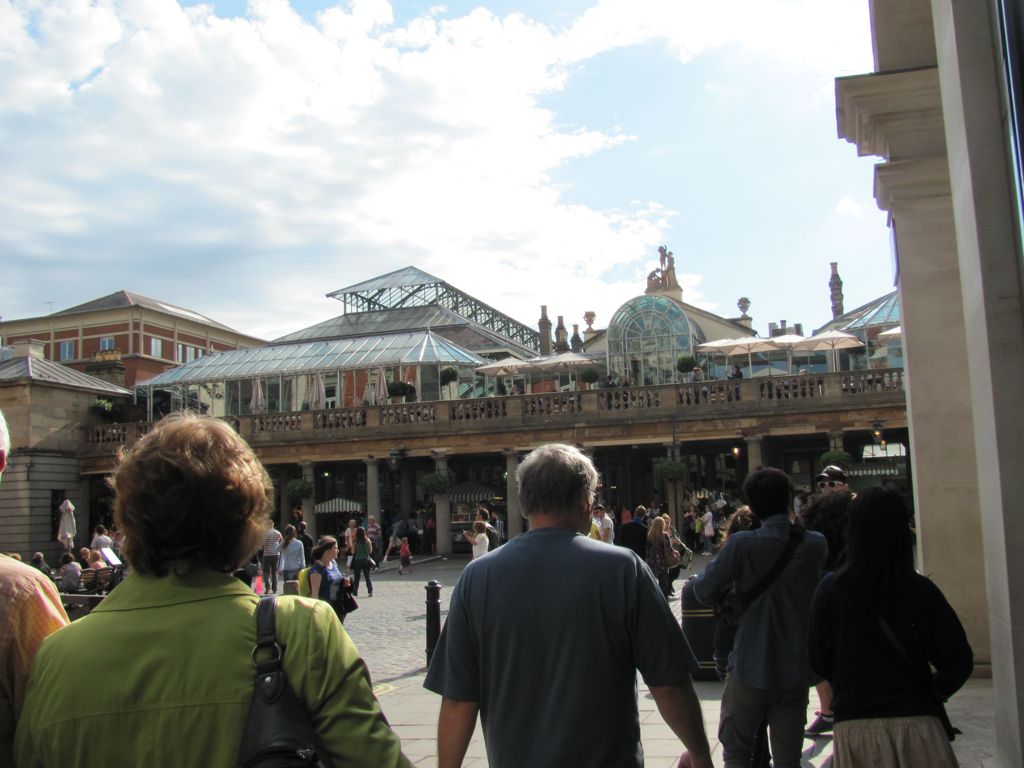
[0,409,8,456]
[517,444,599,522]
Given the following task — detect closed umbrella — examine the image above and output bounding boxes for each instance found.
[307,372,327,411]
[250,378,265,414]
[375,367,389,405]
[58,499,76,552]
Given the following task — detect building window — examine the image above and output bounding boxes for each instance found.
[150,338,163,358]
[186,346,196,363]
[176,343,184,363]
[99,336,115,351]
[59,340,75,361]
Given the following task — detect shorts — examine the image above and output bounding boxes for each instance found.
[400,555,411,567]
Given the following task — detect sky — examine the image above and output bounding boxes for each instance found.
[0,0,893,343]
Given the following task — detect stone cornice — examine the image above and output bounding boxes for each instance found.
[836,67,945,160]
[874,157,952,211]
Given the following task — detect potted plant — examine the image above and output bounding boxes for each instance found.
[579,368,601,390]
[818,449,853,470]
[676,355,700,380]
[653,457,688,485]
[440,368,459,387]
[387,381,417,403]
[286,478,313,507]
[419,472,453,496]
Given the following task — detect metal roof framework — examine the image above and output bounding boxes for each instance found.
[326,267,540,351]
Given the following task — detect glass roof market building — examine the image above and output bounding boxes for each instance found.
[606,295,708,386]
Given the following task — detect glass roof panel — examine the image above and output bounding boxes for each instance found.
[137,331,487,389]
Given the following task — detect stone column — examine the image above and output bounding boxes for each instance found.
[432,452,452,555]
[745,436,764,471]
[364,459,381,520]
[400,462,415,516]
[301,462,316,540]
[504,450,523,538]
[827,431,844,453]
[931,2,1024,761]
[278,469,291,525]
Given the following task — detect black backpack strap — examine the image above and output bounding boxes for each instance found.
[737,524,804,605]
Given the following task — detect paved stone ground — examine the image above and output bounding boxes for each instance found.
[341,554,996,767]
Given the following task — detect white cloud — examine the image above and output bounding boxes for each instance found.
[0,0,879,340]
[834,196,863,216]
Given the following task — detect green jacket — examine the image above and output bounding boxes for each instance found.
[15,566,411,768]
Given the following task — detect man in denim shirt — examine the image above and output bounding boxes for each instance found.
[693,468,827,768]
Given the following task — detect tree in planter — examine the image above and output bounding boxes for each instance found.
[579,368,601,389]
[286,479,313,507]
[676,354,702,382]
[387,381,417,402]
[818,449,853,470]
[440,367,459,400]
[653,457,688,485]
[419,472,453,496]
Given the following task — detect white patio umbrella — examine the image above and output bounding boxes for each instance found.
[768,333,807,374]
[529,351,593,372]
[530,352,594,390]
[696,338,738,377]
[796,330,865,371]
[250,378,265,414]
[475,356,530,376]
[722,336,780,375]
[375,367,389,405]
[879,326,902,338]
[57,499,76,552]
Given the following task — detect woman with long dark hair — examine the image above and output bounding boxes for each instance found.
[809,487,972,766]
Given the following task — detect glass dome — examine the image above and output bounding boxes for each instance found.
[606,295,706,385]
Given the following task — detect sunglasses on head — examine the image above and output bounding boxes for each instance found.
[817,480,843,489]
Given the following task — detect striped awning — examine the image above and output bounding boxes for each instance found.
[449,481,499,504]
[314,497,363,514]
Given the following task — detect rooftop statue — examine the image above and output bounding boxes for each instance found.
[646,245,681,293]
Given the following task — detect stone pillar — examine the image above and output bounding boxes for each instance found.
[301,462,316,540]
[827,431,844,453]
[400,462,415,516]
[364,459,380,520]
[504,450,523,538]
[278,469,291,525]
[931,1,1024,761]
[874,172,987,667]
[745,436,764,471]
[432,452,451,555]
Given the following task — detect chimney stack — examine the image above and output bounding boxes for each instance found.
[538,306,552,356]
[829,262,845,319]
[554,315,570,353]
[570,324,583,352]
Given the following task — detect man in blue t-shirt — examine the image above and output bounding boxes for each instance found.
[424,443,712,768]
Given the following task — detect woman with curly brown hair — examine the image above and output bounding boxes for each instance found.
[15,413,410,768]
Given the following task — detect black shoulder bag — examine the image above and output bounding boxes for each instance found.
[715,524,805,627]
[878,615,960,741]
[238,595,332,768]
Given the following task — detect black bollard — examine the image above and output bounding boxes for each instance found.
[425,579,442,665]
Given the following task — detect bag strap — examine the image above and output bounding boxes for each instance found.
[736,524,804,605]
[252,595,287,697]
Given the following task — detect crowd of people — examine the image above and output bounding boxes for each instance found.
[1,407,974,768]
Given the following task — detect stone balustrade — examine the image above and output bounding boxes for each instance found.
[79,368,906,454]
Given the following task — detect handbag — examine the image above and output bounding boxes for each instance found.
[237,595,331,768]
[244,556,260,579]
[715,524,804,627]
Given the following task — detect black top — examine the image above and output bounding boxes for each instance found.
[808,571,973,722]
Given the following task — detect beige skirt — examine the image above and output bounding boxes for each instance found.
[833,716,959,768]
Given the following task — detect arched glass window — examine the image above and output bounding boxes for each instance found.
[606,296,706,385]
